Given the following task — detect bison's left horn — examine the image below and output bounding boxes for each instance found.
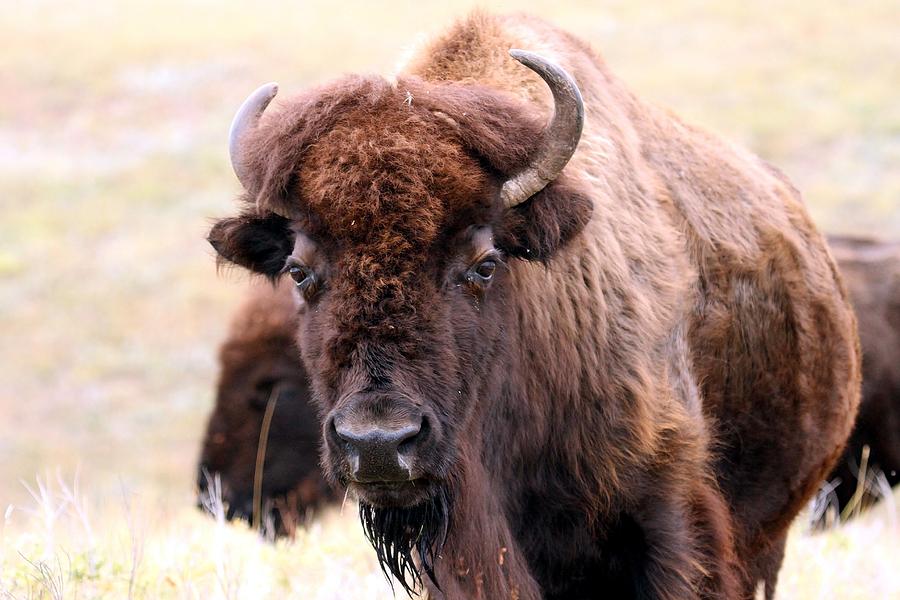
[501,50,584,208]
[229,82,279,190]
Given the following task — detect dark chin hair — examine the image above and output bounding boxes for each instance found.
[358,487,452,597]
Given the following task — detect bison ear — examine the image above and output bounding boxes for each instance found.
[495,176,593,261]
[208,212,294,277]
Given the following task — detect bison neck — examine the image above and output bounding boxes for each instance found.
[427,232,703,598]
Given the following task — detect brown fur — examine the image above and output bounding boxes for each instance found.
[201,235,900,533]
[208,12,860,599]
[824,236,900,514]
[196,279,338,537]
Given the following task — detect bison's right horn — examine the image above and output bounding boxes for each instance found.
[501,50,584,208]
[229,82,279,191]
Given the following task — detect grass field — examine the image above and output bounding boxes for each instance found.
[1,475,897,599]
[1,0,898,597]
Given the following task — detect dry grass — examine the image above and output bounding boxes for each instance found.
[1,0,898,597]
[1,473,393,600]
[1,474,897,599]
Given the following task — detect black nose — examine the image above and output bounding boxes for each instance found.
[330,416,424,483]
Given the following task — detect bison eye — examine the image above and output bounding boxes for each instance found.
[465,255,500,289]
[288,265,312,286]
[284,261,320,300]
[474,260,496,281]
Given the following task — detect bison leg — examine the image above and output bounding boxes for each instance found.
[625,482,739,600]
[687,482,742,599]
[741,531,787,600]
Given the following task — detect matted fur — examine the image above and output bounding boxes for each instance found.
[359,486,452,596]
[208,12,860,599]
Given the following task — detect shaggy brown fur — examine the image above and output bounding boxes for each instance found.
[823,236,900,515]
[208,12,860,599]
[196,279,337,537]
[204,235,900,530]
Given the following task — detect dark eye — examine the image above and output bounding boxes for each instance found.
[287,264,318,297]
[474,260,496,280]
[466,257,498,288]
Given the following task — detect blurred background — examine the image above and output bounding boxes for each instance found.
[1,0,897,598]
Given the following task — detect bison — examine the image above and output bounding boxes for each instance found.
[207,12,860,600]
[822,235,900,517]
[196,279,337,537]
[199,236,899,535]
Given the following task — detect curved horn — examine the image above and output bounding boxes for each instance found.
[229,82,279,190]
[500,50,584,208]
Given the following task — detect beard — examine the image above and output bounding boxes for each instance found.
[358,486,452,596]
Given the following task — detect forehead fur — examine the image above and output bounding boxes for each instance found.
[243,75,543,246]
[299,81,489,248]
[234,75,548,363]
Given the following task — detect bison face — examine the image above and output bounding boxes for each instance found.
[197,321,330,537]
[295,224,507,511]
[209,52,590,588]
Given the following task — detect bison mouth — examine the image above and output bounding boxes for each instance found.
[348,477,438,509]
[358,484,452,596]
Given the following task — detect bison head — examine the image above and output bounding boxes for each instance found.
[197,283,334,538]
[208,51,590,590]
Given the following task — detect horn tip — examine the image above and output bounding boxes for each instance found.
[246,82,279,105]
[508,48,528,62]
[262,81,279,99]
[508,49,548,73]
[230,81,280,190]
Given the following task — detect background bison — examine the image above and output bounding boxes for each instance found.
[822,236,900,518]
[197,279,337,537]
[208,12,859,599]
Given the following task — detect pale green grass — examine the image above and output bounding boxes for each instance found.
[1,0,898,597]
[779,496,900,600]
[0,473,393,599]
[1,474,898,599]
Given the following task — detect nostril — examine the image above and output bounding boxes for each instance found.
[328,409,426,482]
[388,422,420,449]
[328,417,344,445]
[398,417,426,455]
[330,418,361,475]
[334,421,421,449]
